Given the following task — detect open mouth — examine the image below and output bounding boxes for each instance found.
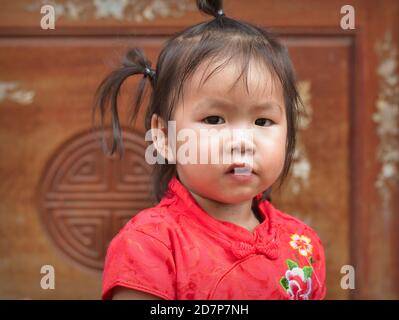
[226,163,254,176]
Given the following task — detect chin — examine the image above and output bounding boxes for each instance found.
[221,192,256,204]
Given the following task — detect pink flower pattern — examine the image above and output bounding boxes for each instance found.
[280,234,315,300]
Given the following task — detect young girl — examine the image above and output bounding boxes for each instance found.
[93,0,326,300]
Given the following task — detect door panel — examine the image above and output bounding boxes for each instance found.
[0,0,398,299]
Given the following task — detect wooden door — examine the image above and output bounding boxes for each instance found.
[0,0,398,299]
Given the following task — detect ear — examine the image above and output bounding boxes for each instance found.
[150,113,175,162]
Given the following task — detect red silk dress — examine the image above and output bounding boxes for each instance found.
[102,176,327,300]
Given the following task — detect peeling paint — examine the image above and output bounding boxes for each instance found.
[297,80,313,130]
[373,31,399,227]
[291,147,311,194]
[94,0,128,20]
[289,80,313,194]
[26,0,196,22]
[63,1,83,20]
[26,1,85,21]
[0,82,35,105]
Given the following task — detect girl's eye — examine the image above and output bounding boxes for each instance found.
[202,116,225,125]
[255,118,274,127]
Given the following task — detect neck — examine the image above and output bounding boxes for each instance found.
[189,191,261,232]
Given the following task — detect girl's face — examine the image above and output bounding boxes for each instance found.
[163,58,286,204]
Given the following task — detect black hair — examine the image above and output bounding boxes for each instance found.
[92,0,301,204]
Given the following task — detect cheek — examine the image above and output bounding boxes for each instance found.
[198,133,220,156]
[176,162,213,197]
[176,128,222,163]
[257,128,287,166]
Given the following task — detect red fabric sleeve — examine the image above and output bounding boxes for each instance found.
[311,231,327,300]
[102,228,176,300]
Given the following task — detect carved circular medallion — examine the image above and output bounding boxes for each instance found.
[38,128,154,270]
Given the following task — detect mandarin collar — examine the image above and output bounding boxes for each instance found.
[163,176,280,260]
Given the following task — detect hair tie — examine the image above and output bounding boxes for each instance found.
[144,66,155,78]
[217,9,225,17]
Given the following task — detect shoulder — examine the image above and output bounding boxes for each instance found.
[266,201,325,249]
[109,204,180,252]
[102,205,178,300]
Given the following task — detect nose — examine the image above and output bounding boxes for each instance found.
[229,139,254,156]
[224,129,255,158]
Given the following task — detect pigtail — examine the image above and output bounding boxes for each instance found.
[196,0,225,20]
[91,47,155,158]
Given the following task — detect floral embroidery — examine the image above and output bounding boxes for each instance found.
[280,259,313,300]
[289,233,313,257]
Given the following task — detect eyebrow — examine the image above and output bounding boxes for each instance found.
[197,98,283,114]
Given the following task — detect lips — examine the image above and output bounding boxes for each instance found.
[226,162,255,175]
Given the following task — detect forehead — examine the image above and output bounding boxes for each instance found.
[180,57,285,108]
